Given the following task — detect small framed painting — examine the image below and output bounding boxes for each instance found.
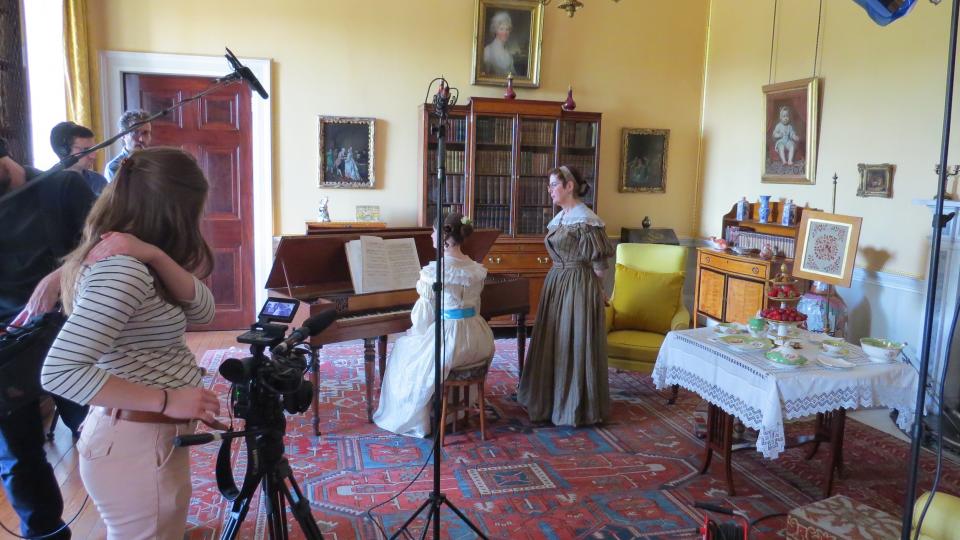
[761,77,819,185]
[619,128,669,193]
[471,0,544,88]
[793,211,862,288]
[318,116,375,189]
[857,163,894,198]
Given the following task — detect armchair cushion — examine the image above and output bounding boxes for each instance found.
[611,264,684,334]
[607,330,665,365]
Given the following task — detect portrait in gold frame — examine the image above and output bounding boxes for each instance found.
[761,77,819,185]
[471,0,544,88]
[317,116,375,189]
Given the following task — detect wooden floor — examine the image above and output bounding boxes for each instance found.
[0,331,238,539]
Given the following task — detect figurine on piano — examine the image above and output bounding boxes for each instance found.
[373,212,495,438]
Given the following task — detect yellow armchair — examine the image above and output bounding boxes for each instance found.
[913,491,960,540]
[606,243,689,375]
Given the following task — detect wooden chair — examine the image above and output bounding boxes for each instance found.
[438,361,491,446]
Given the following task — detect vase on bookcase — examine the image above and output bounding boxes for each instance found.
[758,195,771,223]
[562,86,576,111]
[504,73,516,100]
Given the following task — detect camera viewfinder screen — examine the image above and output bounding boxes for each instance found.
[259,298,299,323]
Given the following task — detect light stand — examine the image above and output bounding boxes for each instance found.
[0,47,261,206]
[902,0,960,537]
[389,79,487,540]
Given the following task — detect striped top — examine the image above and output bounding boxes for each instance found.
[42,255,215,405]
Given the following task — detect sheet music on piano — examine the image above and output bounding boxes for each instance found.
[345,236,421,294]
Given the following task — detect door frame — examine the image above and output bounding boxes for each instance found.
[99,50,272,310]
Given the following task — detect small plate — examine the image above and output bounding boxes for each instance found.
[765,348,808,367]
[718,335,774,352]
[817,355,856,370]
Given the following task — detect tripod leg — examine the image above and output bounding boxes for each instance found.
[276,466,324,539]
[390,498,432,540]
[220,495,254,540]
[261,473,289,540]
[439,495,489,539]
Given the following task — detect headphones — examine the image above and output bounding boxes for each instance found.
[51,122,79,159]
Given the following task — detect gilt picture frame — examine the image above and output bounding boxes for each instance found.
[471,0,543,88]
[857,163,894,198]
[619,128,669,193]
[762,77,819,185]
[792,211,862,288]
[318,116,375,189]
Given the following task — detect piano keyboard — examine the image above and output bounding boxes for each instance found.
[336,308,411,325]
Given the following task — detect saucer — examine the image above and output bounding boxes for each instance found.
[765,348,808,368]
[817,355,855,370]
[714,323,746,335]
[819,345,851,358]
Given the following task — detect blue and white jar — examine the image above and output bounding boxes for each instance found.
[781,199,795,226]
[758,195,771,223]
[736,197,749,221]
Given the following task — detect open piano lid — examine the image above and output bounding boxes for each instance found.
[265,228,501,300]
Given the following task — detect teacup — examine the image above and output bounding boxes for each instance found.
[821,339,846,355]
[715,323,742,335]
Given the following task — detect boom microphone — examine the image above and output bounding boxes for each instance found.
[270,310,337,355]
[223,47,269,100]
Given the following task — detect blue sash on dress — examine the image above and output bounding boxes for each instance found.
[442,308,476,320]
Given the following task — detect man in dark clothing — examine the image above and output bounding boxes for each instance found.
[49,121,109,196]
[0,138,95,540]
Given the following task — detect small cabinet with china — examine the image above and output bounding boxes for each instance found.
[694,200,817,326]
[418,97,602,325]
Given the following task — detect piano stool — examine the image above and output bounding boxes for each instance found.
[438,361,492,446]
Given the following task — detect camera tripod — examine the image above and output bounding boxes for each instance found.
[217,422,323,540]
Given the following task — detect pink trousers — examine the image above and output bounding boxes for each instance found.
[77,407,195,540]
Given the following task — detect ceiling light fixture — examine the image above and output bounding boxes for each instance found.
[540,0,620,18]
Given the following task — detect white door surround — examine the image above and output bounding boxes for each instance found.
[99,50,273,310]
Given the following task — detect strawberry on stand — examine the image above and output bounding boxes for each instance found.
[761,306,807,323]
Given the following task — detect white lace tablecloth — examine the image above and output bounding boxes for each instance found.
[652,327,919,459]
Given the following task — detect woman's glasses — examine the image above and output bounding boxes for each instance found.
[547,181,563,190]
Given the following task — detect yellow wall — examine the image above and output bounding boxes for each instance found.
[699,0,951,278]
[86,0,709,237]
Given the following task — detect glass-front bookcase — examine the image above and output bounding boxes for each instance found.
[420,105,469,228]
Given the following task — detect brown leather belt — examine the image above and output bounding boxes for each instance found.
[101,408,185,425]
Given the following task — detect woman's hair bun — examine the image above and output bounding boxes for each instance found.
[442,211,473,245]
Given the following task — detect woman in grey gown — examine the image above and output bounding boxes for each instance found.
[518,165,613,426]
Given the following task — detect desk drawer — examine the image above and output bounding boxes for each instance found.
[699,252,767,279]
[485,253,552,270]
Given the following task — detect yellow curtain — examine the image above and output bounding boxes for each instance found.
[63,0,92,129]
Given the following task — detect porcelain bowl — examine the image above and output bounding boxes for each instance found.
[821,338,847,355]
[860,337,905,363]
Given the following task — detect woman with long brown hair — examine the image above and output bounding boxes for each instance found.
[42,147,221,539]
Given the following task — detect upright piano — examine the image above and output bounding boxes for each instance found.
[266,228,530,434]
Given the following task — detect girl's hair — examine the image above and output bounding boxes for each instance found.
[550,165,590,198]
[779,105,791,116]
[60,147,213,312]
[441,211,474,246]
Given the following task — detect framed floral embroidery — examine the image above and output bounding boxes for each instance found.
[792,211,862,288]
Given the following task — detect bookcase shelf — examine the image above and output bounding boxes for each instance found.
[418,97,602,325]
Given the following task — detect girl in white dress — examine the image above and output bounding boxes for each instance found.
[373,212,495,438]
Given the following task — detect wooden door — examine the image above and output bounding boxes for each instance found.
[124,73,255,330]
[697,268,725,321]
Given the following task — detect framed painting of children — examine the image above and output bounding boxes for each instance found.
[761,77,819,185]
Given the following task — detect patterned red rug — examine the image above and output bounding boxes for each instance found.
[182,339,958,539]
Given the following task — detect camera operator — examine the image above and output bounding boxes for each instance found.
[41,148,222,539]
[0,137,94,539]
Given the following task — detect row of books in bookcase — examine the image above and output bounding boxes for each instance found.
[426,117,468,144]
[519,177,552,206]
[520,121,555,146]
[474,206,511,232]
[520,151,552,176]
[426,149,466,174]
[518,206,555,235]
[426,175,466,205]
[476,117,513,145]
[474,175,511,205]
[425,203,462,229]
[560,153,595,177]
[476,150,512,175]
[560,121,598,148]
